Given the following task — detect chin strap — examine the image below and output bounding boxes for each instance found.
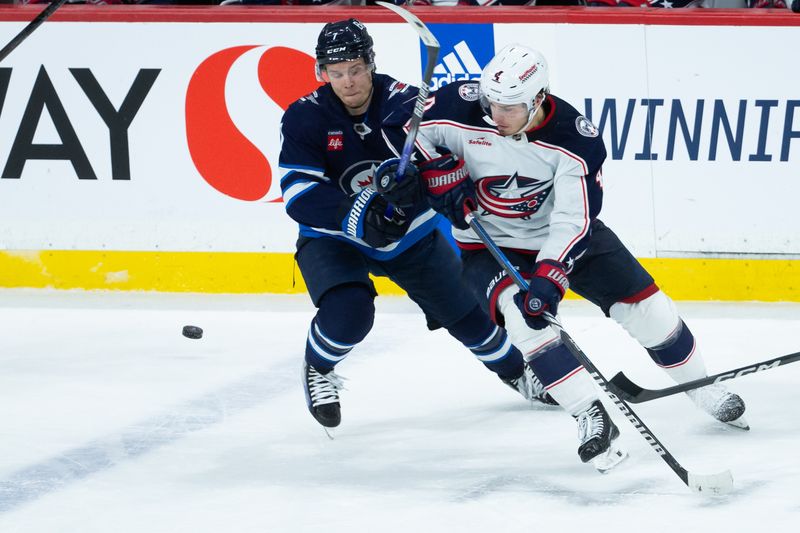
[514,96,546,135]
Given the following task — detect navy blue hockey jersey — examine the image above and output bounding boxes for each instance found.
[279,74,440,260]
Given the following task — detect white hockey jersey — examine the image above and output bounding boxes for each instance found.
[415,81,606,271]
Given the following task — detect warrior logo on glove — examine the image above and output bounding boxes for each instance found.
[425,164,470,193]
[418,155,476,231]
[514,259,569,330]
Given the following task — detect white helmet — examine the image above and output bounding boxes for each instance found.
[479,44,549,123]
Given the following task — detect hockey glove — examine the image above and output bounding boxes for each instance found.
[513,260,569,330]
[374,158,425,208]
[337,188,410,249]
[420,155,476,231]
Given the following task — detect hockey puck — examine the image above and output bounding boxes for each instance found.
[182,325,203,339]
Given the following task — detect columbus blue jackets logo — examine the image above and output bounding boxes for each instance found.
[476,173,552,218]
[459,83,480,102]
[575,116,599,138]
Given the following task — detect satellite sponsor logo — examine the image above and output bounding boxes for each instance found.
[468,137,492,147]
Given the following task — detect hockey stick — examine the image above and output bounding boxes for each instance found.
[375,1,439,180]
[0,0,68,63]
[608,350,800,404]
[464,209,733,494]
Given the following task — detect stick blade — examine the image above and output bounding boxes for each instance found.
[376,1,440,49]
[608,371,645,402]
[688,470,734,495]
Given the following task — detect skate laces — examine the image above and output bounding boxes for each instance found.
[306,366,346,407]
[577,404,605,443]
[513,367,552,403]
[685,383,747,426]
[514,368,536,399]
[528,372,547,399]
[687,383,732,414]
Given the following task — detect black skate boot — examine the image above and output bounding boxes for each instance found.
[575,400,627,472]
[501,364,558,405]
[302,361,345,434]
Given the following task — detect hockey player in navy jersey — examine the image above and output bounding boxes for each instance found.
[377,43,748,468]
[280,21,556,436]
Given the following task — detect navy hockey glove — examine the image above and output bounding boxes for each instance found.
[420,155,476,231]
[373,158,424,208]
[513,260,569,330]
[337,188,410,248]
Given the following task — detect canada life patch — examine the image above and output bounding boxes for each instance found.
[327,131,344,151]
[575,116,599,138]
[459,82,480,102]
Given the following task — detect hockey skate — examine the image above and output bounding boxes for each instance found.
[501,364,558,406]
[575,400,628,473]
[302,361,345,439]
[686,383,748,430]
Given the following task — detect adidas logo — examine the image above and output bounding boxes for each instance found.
[430,41,483,90]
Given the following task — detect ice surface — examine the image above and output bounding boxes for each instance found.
[1,290,799,532]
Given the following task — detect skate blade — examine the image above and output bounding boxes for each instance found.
[724,415,750,431]
[323,427,336,440]
[591,442,629,473]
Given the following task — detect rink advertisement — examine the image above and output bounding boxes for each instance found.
[0,7,798,298]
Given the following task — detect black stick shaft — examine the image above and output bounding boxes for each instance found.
[463,211,735,493]
[376,2,440,177]
[0,0,68,63]
[609,350,800,403]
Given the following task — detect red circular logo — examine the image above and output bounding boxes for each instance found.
[185,46,322,201]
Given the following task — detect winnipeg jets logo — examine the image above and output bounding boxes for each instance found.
[342,160,381,194]
[476,173,552,218]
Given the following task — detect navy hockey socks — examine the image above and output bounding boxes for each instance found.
[646,319,696,368]
[446,305,524,380]
[526,342,583,389]
[305,284,375,372]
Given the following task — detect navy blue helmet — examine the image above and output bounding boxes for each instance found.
[315,18,375,69]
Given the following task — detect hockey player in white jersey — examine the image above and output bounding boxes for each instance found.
[376,43,747,468]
